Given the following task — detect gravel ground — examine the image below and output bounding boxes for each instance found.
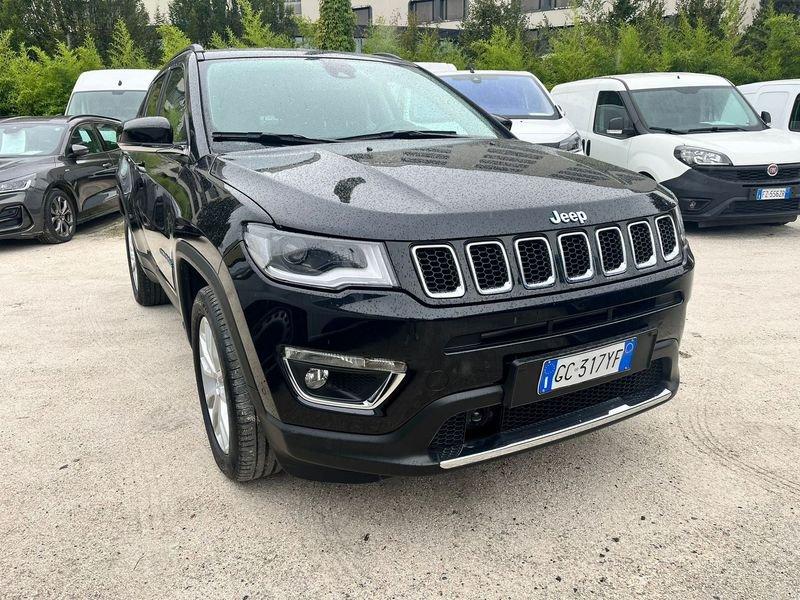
[0,215,798,600]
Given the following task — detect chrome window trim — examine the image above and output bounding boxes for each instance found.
[282,346,407,411]
[557,231,594,283]
[465,240,513,295]
[411,244,466,299]
[627,221,657,269]
[594,226,627,276]
[440,387,673,469]
[514,236,556,289]
[655,215,680,261]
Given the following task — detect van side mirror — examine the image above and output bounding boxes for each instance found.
[607,116,635,137]
[120,116,173,147]
[493,115,513,131]
[70,144,89,157]
[761,111,771,125]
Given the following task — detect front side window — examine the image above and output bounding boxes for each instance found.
[161,67,187,143]
[200,58,499,147]
[789,95,800,132]
[594,90,634,137]
[0,123,65,156]
[630,85,764,133]
[97,123,121,150]
[442,73,558,119]
[144,75,166,117]
[69,126,103,154]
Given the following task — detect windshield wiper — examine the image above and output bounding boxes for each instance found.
[648,126,688,134]
[211,131,334,146]
[334,130,463,141]
[686,126,749,133]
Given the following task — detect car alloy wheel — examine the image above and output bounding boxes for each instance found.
[198,316,230,454]
[50,194,75,239]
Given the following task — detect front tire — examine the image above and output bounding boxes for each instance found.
[191,286,280,481]
[38,189,76,244]
[125,221,169,306]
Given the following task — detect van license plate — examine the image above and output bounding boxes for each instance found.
[756,187,791,200]
[538,338,638,395]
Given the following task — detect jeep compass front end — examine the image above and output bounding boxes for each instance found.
[118,46,694,482]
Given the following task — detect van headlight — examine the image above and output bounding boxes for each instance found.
[243,224,397,290]
[0,174,35,193]
[558,132,581,152]
[674,146,732,167]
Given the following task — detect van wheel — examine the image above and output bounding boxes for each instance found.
[125,221,169,306]
[191,286,281,481]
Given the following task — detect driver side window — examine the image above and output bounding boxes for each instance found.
[594,91,634,138]
[68,126,102,154]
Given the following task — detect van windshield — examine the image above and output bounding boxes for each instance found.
[0,123,65,156]
[66,90,147,121]
[629,86,764,133]
[200,57,500,147]
[442,73,558,119]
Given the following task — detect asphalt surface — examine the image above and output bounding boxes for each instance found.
[1,215,798,599]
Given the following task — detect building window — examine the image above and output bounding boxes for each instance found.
[443,0,465,20]
[409,0,435,23]
[353,5,372,26]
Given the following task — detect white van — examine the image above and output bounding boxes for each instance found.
[738,80,800,135]
[441,70,582,152]
[415,62,458,75]
[552,73,800,226]
[66,69,159,122]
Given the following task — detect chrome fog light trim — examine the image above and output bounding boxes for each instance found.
[282,346,407,411]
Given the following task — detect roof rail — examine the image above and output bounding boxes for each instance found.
[372,52,404,61]
[66,114,121,122]
[165,43,205,66]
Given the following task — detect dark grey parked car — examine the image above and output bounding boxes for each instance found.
[0,115,122,243]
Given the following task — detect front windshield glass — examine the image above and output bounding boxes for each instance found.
[66,90,147,121]
[200,57,499,145]
[630,86,764,132]
[0,123,65,156]
[442,73,558,119]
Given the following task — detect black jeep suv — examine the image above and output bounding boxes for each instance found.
[118,46,694,482]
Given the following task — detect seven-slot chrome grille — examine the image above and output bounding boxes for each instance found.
[409,214,682,300]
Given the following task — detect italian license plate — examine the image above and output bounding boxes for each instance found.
[537,337,638,395]
[756,187,791,201]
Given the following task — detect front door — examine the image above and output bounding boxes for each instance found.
[587,90,634,169]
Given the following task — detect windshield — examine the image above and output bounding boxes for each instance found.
[0,123,65,156]
[441,73,558,119]
[200,57,499,146]
[629,86,764,133]
[66,90,147,121]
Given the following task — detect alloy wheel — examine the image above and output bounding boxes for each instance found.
[50,195,74,239]
[198,317,230,454]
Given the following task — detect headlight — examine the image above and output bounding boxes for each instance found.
[243,223,397,290]
[0,174,35,193]
[674,146,732,167]
[558,132,581,152]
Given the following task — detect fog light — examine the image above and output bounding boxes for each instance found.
[304,367,329,390]
[282,346,407,411]
[688,200,697,210]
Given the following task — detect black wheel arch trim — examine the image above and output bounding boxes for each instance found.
[174,239,279,420]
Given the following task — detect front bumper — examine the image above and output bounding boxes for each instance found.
[662,167,800,227]
[224,243,694,481]
[0,190,44,239]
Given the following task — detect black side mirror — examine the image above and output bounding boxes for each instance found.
[761,111,772,125]
[607,117,624,135]
[70,144,90,157]
[120,116,173,147]
[493,115,513,131]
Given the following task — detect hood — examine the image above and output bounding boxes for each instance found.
[510,117,577,144]
[211,138,672,241]
[666,128,800,165]
[0,156,55,181]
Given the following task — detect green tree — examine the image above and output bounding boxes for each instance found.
[460,0,527,49]
[157,23,191,64]
[773,0,800,13]
[228,0,294,47]
[315,0,355,51]
[108,19,149,68]
[607,0,640,25]
[362,18,404,56]
[471,26,527,70]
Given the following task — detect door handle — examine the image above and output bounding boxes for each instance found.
[585,139,592,156]
[102,162,113,168]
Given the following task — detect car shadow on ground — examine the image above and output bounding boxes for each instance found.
[0,212,122,254]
